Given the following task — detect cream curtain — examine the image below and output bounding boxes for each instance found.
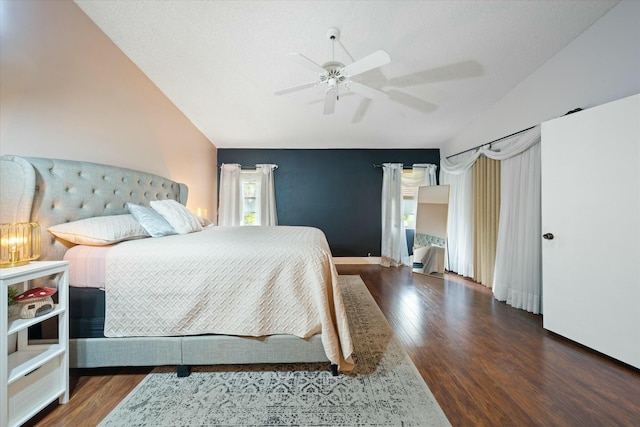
[473,156,500,286]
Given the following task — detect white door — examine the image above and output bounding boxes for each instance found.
[541,94,639,368]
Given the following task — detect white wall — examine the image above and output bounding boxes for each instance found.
[442,0,640,157]
[0,0,217,218]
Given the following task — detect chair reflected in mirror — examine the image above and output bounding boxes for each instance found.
[412,185,449,278]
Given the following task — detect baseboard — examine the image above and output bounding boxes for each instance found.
[332,257,381,265]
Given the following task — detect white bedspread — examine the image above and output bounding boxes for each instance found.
[103,226,354,370]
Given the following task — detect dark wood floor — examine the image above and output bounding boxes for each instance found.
[25,264,640,426]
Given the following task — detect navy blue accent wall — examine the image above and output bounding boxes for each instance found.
[217,149,440,257]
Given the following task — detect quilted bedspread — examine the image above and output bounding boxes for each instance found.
[103,226,354,370]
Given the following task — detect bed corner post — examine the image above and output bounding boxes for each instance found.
[177,365,191,377]
[330,364,339,376]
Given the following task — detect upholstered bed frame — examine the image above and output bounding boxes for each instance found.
[1,155,330,374]
[414,233,446,248]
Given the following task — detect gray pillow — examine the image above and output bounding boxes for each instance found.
[127,203,177,237]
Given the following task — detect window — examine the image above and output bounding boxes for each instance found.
[218,163,278,227]
[402,170,418,229]
[240,171,259,225]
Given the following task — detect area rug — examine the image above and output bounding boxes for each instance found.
[99,275,450,426]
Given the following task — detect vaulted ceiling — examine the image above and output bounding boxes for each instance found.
[74,0,617,150]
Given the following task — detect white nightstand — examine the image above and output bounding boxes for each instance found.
[1,261,69,427]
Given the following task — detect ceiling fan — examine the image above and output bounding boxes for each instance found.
[274,27,391,115]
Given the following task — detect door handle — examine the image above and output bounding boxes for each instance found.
[543,233,554,240]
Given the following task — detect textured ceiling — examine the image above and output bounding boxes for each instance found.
[74,0,617,150]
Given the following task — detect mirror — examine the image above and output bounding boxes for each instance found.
[412,185,449,278]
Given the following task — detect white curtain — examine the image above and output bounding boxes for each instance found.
[440,151,475,277]
[381,163,408,267]
[218,163,242,226]
[218,163,279,227]
[492,139,542,314]
[441,125,543,312]
[256,164,278,226]
[440,126,541,172]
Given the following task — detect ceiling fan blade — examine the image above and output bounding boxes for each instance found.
[288,53,326,74]
[347,81,388,100]
[323,91,336,115]
[274,82,317,96]
[340,50,390,78]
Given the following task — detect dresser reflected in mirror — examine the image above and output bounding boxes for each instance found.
[412,185,449,278]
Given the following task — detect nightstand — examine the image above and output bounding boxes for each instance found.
[1,261,69,427]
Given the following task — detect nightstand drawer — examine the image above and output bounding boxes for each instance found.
[7,356,65,427]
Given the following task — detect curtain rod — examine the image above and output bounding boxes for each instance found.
[445,126,535,159]
[446,108,583,159]
[217,164,278,170]
[217,165,256,170]
[372,164,436,169]
[372,164,414,169]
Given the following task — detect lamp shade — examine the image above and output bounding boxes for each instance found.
[0,222,41,268]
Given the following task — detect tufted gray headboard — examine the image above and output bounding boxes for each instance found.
[0,155,188,261]
[415,232,446,248]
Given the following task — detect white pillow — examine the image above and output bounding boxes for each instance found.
[150,199,203,234]
[48,214,150,246]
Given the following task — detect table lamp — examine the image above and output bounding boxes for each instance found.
[0,222,41,268]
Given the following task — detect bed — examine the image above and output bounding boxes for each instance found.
[0,155,353,376]
[412,233,446,275]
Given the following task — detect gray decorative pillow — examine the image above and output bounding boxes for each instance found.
[127,203,176,237]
